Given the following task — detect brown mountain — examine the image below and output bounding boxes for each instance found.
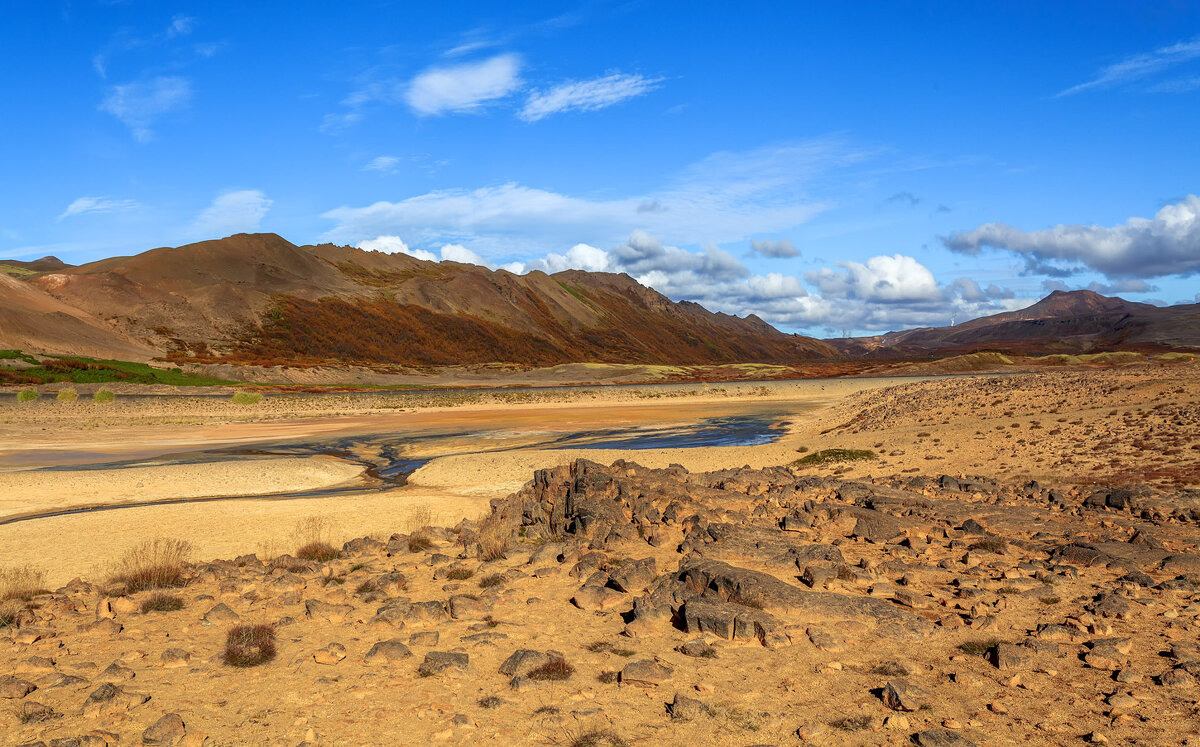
[4,233,834,366]
[828,290,1200,358]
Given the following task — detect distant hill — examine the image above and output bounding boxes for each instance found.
[828,290,1200,358]
[2,233,834,367]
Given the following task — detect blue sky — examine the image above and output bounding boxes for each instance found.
[3,1,1199,336]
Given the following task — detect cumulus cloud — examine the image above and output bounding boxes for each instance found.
[322,141,849,253]
[57,196,140,221]
[519,72,662,121]
[805,254,941,303]
[405,54,522,116]
[190,190,272,238]
[363,156,401,173]
[99,76,191,141]
[943,195,1200,278]
[749,238,799,258]
[357,235,437,261]
[1058,35,1200,96]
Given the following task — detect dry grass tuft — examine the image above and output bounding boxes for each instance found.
[446,567,475,581]
[224,624,277,667]
[291,517,340,562]
[0,565,49,602]
[108,538,192,595]
[527,658,575,681]
[478,573,505,589]
[408,532,435,553]
[476,516,511,561]
[140,593,184,613]
[566,729,628,747]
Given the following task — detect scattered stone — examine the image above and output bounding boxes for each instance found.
[202,603,239,624]
[418,651,469,676]
[0,675,36,699]
[881,678,928,711]
[313,643,347,665]
[668,692,709,720]
[620,659,673,686]
[364,640,413,664]
[142,713,186,745]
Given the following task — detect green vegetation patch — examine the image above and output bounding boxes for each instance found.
[1160,352,1197,362]
[792,448,877,467]
[0,264,36,277]
[231,391,264,405]
[0,356,233,387]
[16,389,39,403]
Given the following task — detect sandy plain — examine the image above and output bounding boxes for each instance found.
[2,362,1199,747]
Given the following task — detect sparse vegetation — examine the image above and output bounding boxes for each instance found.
[407,532,434,552]
[0,565,48,602]
[55,387,78,402]
[478,573,505,588]
[232,390,264,405]
[478,695,503,709]
[223,624,277,667]
[830,714,873,732]
[140,593,184,613]
[792,448,876,467]
[870,661,910,677]
[969,537,1008,553]
[16,388,38,403]
[93,387,115,403]
[567,730,628,747]
[0,356,232,387]
[446,567,475,581]
[108,538,192,595]
[597,670,619,684]
[292,517,339,562]
[527,657,575,681]
[476,516,511,561]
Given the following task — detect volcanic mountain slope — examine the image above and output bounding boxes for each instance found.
[0,273,154,360]
[7,233,834,366]
[828,290,1200,358]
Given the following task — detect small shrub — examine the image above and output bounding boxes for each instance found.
[533,705,560,715]
[478,573,505,589]
[597,670,618,684]
[231,390,264,405]
[446,567,475,581]
[830,715,873,732]
[476,517,510,561]
[870,661,910,677]
[55,388,78,402]
[140,593,184,613]
[296,542,340,562]
[355,579,379,595]
[794,445,809,453]
[1039,596,1061,605]
[970,537,1007,553]
[792,449,877,467]
[478,695,503,709]
[0,565,48,602]
[0,609,16,628]
[569,730,628,747]
[16,388,38,403]
[958,638,1004,657]
[527,658,574,681]
[997,586,1020,595]
[93,388,115,403]
[108,538,192,595]
[292,517,339,561]
[407,533,434,553]
[223,624,276,667]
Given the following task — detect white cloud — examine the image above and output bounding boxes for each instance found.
[519,72,662,121]
[357,235,438,261]
[321,141,850,253]
[943,195,1200,278]
[438,243,486,265]
[363,156,401,173]
[405,54,522,116]
[167,15,194,38]
[190,190,272,238]
[805,254,941,303]
[533,243,613,273]
[1058,35,1200,96]
[749,238,799,258]
[57,196,140,221]
[99,76,191,141]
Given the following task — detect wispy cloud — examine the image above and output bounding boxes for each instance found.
[749,238,799,258]
[363,155,401,173]
[166,15,195,39]
[1057,35,1200,96]
[189,190,272,238]
[57,196,140,221]
[405,54,522,116]
[520,72,662,121]
[321,140,857,253]
[99,76,191,141]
